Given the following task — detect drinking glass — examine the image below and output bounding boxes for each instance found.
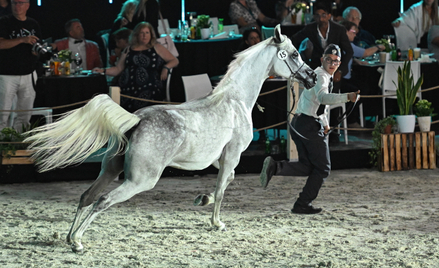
[74,53,83,74]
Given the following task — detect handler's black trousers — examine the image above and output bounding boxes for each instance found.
[277,114,331,206]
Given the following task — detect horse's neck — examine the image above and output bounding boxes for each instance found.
[225,54,271,109]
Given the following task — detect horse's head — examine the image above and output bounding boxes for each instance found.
[270,25,316,89]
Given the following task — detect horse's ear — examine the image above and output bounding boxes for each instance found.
[273,24,284,43]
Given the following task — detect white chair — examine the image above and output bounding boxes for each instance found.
[182,73,213,101]
[328,103,348,145]
[209,17,219,35]
[261,26,275,40]
[100,33,111,67]
[165,68,173,102]
[223,24,239,36]
[158,18,170,36]
[8,96,52,127]
[380,61,421,118]
[394,25,417,51]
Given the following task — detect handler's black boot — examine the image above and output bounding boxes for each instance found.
[291,203,322,214]
[260,156,277,189]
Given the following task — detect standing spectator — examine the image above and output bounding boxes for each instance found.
[93,22,178,113]
[260,44,359,214]
[342,6,376,48]
[229,0,279,34]
[0,0,12,17]
[292,1,353,143]
[292,2,352,84]
[53,19,102,70]
[392,0,439,48]
[110,0,138,51]
[0,0,41,131]
[128,0,159,37]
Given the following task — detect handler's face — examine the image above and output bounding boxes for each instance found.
[321,54,341,75]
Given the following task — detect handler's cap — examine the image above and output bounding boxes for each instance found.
[323,44,341,58]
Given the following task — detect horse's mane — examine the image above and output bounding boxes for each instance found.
[216,35,291,90]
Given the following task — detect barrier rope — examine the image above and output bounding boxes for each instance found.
[2,84,439,133]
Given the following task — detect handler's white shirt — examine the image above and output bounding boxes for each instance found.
[295,66,349,127]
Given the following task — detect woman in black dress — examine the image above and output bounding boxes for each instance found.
[94,22,178,112]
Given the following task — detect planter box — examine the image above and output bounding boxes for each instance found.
[380,131,436,171]
[1,150,34,165]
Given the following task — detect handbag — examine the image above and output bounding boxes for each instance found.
[157,10,179,57]
[157,35,179,57]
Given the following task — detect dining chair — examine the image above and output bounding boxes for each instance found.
[164,68,173,102]
[158,18,170,36]
[181,73,213,101]
[223,24,239,36]
[394,25,417,51]
[261,26,275,40]
[328,103,348,144]
[8,96,53,127]
[209,17,219,35]
[380,60,421,118]
[100,33,111,67]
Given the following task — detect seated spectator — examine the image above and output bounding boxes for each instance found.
[342,6,376,48]
[93,22,178,112]
[340,20,385,128]
[229,0,279,34]
[392,0,439,48]
[237,27,261,51]
[53,19,103,70]
[110,27,132,66]
[0,0,12,17]
[274,0,295,23]
[110,0,138,51]
[428,25,439,60]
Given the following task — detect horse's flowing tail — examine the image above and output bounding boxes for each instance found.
[24,94,141,172]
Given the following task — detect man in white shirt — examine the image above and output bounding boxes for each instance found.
[260,44,359,214]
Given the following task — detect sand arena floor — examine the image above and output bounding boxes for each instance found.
[1,168,439,267]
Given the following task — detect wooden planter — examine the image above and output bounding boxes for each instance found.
[380,131,436,171]
[1,150,34,165]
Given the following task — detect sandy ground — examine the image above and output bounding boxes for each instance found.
[1,168,439,267]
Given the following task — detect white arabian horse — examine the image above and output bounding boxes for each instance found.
[24,25,316,252]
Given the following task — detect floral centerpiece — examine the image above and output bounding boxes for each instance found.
[58,49,72,62]
[293,2,307,14]
[375,38,392,52]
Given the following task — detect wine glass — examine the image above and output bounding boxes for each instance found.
[74,53,83,74]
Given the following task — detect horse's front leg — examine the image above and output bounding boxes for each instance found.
[212,168,235,231]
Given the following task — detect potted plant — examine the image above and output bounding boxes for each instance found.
[196,15,211,39]
[394,61,423,133]
[369,116,397,168]
[414,99,436,132]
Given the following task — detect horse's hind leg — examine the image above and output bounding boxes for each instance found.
[66,148,124,244]
[70,165,163,252]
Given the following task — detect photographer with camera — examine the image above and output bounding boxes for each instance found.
[0,0,42,131]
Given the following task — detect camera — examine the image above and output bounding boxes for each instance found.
[32,41,53,61]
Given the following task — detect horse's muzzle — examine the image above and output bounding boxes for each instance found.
[302,69,317,89]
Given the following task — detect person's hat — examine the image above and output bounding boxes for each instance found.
[323,44,341,58]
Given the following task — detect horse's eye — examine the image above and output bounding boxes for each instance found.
[291,51,299,58]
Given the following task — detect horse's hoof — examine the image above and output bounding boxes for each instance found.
[66,235,72,244]
[71,242,84,253]
[194,194,209,206]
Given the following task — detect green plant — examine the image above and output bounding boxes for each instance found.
[0,120,40,157]
[369,116,397,167]
[394,61,423,115]
[293,2,307,13]
[58,49,72,62]
[414,99,436,117]
[196,15,210,28]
